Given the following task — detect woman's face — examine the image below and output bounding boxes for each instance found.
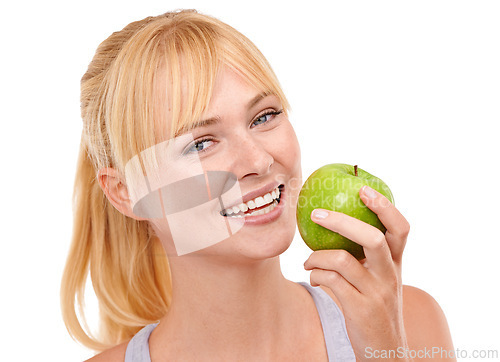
[151,67,302,261]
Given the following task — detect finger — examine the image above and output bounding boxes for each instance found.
[304,249,374,295]
[311,209,393,277]
[359,186,410,261]
[309,268,361,310]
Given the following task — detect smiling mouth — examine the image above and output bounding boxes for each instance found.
[220,185,283,218]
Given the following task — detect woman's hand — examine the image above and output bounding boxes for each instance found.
[304,185,411,361]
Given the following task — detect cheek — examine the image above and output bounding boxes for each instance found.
[271,122,302,207]
[273,122,302,176]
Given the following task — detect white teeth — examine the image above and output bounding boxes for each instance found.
[254,196,265,208]
[246,200,278,216]
[263,193,273,203]
[222,186,281,217]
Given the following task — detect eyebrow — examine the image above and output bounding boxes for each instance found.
[247,91,270,109]
[174,91,272,137]
[190,116,221,130]
[173,116,220,138]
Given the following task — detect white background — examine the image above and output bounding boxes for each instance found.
[1,1,498,360]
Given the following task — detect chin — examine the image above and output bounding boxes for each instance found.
[190,222,294,263]
[232,219,296,261]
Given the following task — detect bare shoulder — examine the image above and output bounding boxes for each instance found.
[402,285,455,354]
[402,285,449,326]
[84,341,128,362]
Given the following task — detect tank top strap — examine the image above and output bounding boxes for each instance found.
[298,282,356,361]
[124,322,158,362]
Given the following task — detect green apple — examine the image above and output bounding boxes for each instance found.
[296,163,394,259]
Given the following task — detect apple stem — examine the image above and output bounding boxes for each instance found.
[354,165,358,177]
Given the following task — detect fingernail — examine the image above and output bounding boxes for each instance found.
[363,186,378,199]
[312,209,329,219]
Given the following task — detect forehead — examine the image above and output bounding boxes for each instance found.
[202,67,269,112]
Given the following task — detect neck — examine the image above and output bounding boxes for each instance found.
[169,253,291,320]
[155,253,301,356]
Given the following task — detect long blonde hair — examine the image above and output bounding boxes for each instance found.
[61,9,290,351]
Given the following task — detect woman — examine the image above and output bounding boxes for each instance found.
[61,9,455,361]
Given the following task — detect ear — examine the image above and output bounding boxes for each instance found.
[97,167,146,221]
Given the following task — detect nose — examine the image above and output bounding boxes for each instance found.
[228,133,274,180]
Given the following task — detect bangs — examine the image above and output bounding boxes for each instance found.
[158,16,290,140]
[157,20,221,140]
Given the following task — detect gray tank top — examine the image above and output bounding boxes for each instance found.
[124,282,355,361]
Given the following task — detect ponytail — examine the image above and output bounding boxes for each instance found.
[60,120,171,352]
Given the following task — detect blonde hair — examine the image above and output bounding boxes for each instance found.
[61,9,290,351]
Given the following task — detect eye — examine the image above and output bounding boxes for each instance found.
[251,109,283,128]
[184,138,214,155]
